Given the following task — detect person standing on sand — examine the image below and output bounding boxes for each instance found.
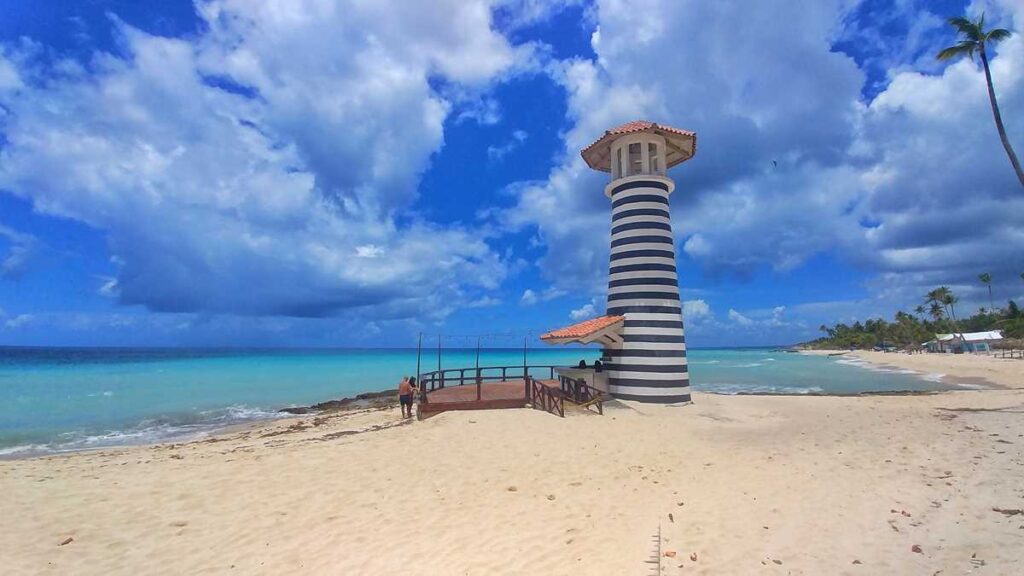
[398,376,414,419]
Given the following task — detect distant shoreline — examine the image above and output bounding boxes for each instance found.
[801,348,1019,390]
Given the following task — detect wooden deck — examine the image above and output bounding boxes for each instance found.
[418,379,559,419]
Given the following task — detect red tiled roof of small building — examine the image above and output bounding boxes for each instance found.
[540,315,624,340]
[581,120,697,172]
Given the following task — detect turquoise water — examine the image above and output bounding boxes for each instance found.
[0,347,960,456]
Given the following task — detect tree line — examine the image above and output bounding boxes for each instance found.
[805,277,1024,350]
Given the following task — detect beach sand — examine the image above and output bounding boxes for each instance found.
[3,383,1024,575]
[850,350,1023,389]
[800,348,1022,389]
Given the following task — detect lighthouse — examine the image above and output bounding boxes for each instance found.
[541,120,695,404]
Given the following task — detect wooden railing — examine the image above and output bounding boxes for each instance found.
[558,375,605,415]
[417,365,560,404]
[995,349,1023,359]
[529,376,564,417]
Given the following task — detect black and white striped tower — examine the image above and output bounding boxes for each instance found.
[581,121,697,404]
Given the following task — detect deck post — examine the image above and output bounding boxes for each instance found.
[437,334,442,388]
[415,332,423,402]
[522,335,528,383]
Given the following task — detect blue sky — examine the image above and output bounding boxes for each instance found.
[0,0,1022,348]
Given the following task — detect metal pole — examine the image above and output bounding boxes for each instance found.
[475,336,481,371]
[415,332,422,385]
[437,334,442,387]
[523,334,528,380]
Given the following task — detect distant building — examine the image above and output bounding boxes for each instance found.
[923,331,1003,353]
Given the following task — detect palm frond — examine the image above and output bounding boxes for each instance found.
[936,41,977,61]
[947,16,982,40]
[986,28,1012,43]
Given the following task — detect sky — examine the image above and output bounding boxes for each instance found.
[0,0,1022,348]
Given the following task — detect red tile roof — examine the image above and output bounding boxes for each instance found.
[540,315,624,341]
[581,120,697,172]
[607,120,694,138]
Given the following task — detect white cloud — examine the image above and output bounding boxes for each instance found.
[520,289,538,305]
[0,47,21,91]
[520,286,568,306]
[487,129,528,161]
[770,306,786,326]
[467,295,502,308]
[682,299,711,320]
[0,223,37,280]
[4,314,33,329]
[457,96,503,125]
[728,308,753,326]
[494,0,587,32]
[0,1,535,320]
[97,276,120,298]
[355,245,384,259]
[569,299,597,320]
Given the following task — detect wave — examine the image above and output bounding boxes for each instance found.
[0,404,285,459]
[696,383,825,395]
[835,357,906,374]
[836,356,926,376]
[729,362,765,368]
[86,390,115,398]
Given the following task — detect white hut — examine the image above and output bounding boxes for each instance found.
[924,331,1003,353]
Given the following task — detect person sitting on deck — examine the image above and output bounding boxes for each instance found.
[398,376,414,419]
[578,359,587,368]
[593,359,603,373]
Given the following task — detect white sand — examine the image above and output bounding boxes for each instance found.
[801,349,1022,388]
[3,387,1024,575]
[850,350,1023,389]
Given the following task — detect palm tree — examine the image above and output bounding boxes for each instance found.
[979,272,993,312]
[934,286,955,318]
[914,305,926,320]
[937,14,1023,188]
[938,287,966,346]
[926,288,948,319]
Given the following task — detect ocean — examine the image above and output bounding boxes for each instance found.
[0,346,962,457]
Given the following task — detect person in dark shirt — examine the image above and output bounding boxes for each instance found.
[398,376,414,419]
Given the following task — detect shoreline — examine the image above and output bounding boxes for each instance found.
[801,349,1021,390]
[0,389,401,462]
[5,350,1014,461]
